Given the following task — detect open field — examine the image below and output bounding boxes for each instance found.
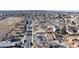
[0,16,25,41]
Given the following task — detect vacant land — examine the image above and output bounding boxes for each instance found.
[0,16,25,41]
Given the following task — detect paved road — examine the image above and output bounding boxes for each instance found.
[25,32,32,48]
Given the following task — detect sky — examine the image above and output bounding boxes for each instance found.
[0,0,79,10]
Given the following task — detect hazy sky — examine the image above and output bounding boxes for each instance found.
[0,0,79,10]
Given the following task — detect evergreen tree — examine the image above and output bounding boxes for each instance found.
[61,26,68,35]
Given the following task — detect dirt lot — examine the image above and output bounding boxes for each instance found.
[0,16,25,41]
